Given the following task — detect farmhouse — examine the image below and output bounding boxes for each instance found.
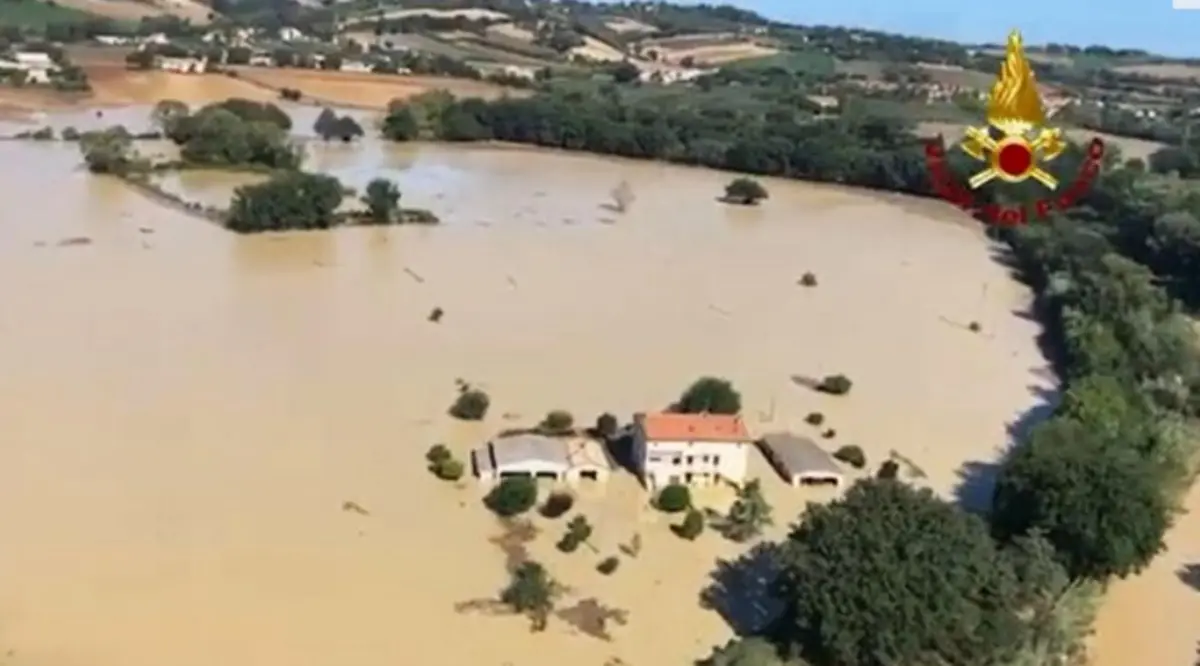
[472,434,610,484]
[0,52,60,84]
[340,59,372,73]
[632,412,754,488]
[157,56,207,73]
[759,432,844,487]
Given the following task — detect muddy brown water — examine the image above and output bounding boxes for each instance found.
[6,105,1172,666]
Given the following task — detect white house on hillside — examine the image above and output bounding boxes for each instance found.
[632,412,754,488]
[0,52,60,84]
[157,56,207,73]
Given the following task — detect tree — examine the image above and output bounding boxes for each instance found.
[331,115,364,142]
[697,637,796,666]
[79,126,137,174]
[990,417,1171,580]
[833,445,866,469]
[449,389,489,420]
[484,477,538,517]
[676,376,742,414]
[226,172,344,233]
[656,484,691,512]
[540,409,574,434]
[540,491,574,518]
[719,479,773,542]
[381,106,419,140]
[723,177,769,204]
[500,561,561,631]
[125,49,153,69]
[673,507,705,540]
[150,99,189,134]
[775,480,1027,666]
[610,61,640,83]
[361,178,401,223]
[594,412,619,439]
[313,107,338,138]
[817,374,852,395]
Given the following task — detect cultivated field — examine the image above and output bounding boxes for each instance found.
[1113,63,1200,80]
[604,16,656,34]
[229,67,525,108]
[54,0,211,22]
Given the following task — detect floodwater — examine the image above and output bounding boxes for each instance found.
[0,105,1066,666]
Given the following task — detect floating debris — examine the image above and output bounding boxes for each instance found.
[428,307,444,323]
[56,236,92,247]
[341,501,370,516]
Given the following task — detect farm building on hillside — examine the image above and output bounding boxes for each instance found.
[632,412,754,488]
[157,56,207,73]
[759,432,844,487]
[472,433,611,484]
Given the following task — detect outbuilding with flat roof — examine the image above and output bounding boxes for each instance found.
[471,433,611,484]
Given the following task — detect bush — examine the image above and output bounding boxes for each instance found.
[433,458,464,480]
[968,320,982,333]
[594,412,620,439]
[426,444,452,465]
[723,177,768,204]
[596,556,620,574]
[540,491,574,518]
[804,411,825,426]
[557,532,582,552]
[672,508,705,540]
[226,172,342,233]
[541,409,574,434]
[877,459,900,479]
[822,428,837,439]
[557,515,593,552]
[799,271,818,287]
[279,87,301,101]
[450,389,490,420]
[833,445,866,469]
[817,374,853,395]
[676,376,741,414]
[656,484,691,512]
[484,477,538,517]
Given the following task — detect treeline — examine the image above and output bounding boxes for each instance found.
[381,86,1200,666]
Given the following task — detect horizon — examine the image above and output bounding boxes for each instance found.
[684,0,1200,58]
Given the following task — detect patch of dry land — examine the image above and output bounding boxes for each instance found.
[0,119,1054,666]
[604,16,656,34]
[230,67,524,108]
[1112,63,1200,80]
[636,32,777,64]
[54,0,211,22]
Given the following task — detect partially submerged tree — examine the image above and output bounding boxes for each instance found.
[362,178,401,224]
[150,99,189,134]
[676,376,742,415]
[500,560,562,631]
[697,637,796,666]
[719,479,773,542]
[484,477,538,517]
[449,389,490,420]
[723,177,768,205]
[79,126,139,174]
[226,172,344,233]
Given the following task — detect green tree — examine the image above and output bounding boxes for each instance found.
[361,178,401,223]
[500,561,561,631]
[697,637,796,666]
[449,389,489,420]
[226,172,344,233]
[674,507,705,540]
[775,480,1026,666]
[540,409,574,434]
[79,126,137,174]
[676,376,741,414]
[723,177,769,204]
[719,479,773,542]
[381,106,419,140]
[313,107,338,138]
[484,477,538,517]
[656,484,691,512]
[150,99,189,134]
[990,417,1171,581]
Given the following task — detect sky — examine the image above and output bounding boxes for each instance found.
[712,0,1200,57]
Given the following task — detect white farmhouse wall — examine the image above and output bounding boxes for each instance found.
[633,424,749,487]
[494,458,566,480]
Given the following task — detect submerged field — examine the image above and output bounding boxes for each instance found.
[0,108,1057,666]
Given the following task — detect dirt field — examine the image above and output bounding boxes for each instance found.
[570,36,628,63]
[916,63,994,90]
[345,6,509,26]
[230,67,524,108]
[1113,63,1200,80]
[604,17,656,34]
[487,22,538,43]
[655,41,777,65]
[86,66,278,106]
[54,0,211,22]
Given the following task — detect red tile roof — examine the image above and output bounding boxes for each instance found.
[640,412,751,443]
